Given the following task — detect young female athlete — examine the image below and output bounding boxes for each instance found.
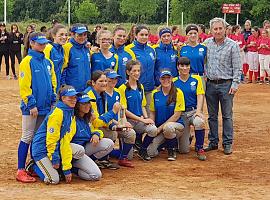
[118,60,157,161]
[91,30,118,74]
[147,70,185,161]
[44,24,68,92]
[16,32,56,183]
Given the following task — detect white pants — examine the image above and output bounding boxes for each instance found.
[247,52,259,71]
[240,51,247,64]
[259,54,270,76]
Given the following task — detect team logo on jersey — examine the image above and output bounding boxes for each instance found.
[49,127,55,134]
[47,65,51,75]
[116,96,119,101]
[199,48,204,52]
[123,57,128,65]
[171,54,177,62]
[190,81,196,91]
[111,62,115,67]
[20,72,24,78]
[149,52,155,60]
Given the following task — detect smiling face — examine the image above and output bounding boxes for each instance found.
[79,102,91,114]
[160,33,172,45]
[135,29,149,44]
[187,30,198,43]
[74,32,87,44]
[53,28,68,45]
[113,29,127,47]
[160,75,173,88]
[127,64,141,81]
[99,32,112,50]
[211,21,226,42]
[62,95,77,108]
[92,74,107,93]
[178,64,191,76]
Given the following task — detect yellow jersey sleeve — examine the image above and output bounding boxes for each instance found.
[150,89,158,112]
[48,59,57,93]
[62,42,73,70]
[192,75,205,95]
[175,88,185,112]
[141,84,147,107]
[44,43,53,60]
[124,44,136,60]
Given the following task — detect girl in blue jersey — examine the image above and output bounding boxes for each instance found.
[173,57,206,161]
[71,93,115,180]
[16,32,56,183]
[44,24,68,92]
[118,60,157,161]
[125,25,156,115]
[31,85,78,184]
[147,70,185,161]
[91,30,118,74]
[154,27,178,86]
[180,24,207,78]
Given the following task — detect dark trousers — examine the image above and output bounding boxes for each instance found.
[10,50,22,76]
[0,51,10,75]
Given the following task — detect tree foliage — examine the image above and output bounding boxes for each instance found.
[75,0,100,23]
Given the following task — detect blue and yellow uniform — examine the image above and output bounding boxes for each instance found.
[118,83,146,117]
[71,117,104,146]
[173,75,205,108]
[110,44,134,87]
[44,42,64,92]
[91,52,119,74]
[62,38,91,92]
[32,101,76,175]
[150,88,185,126]
[19,48,57,115]
[153,42,178,86]
[180,44,207,75]
[84,86,117,129]
[125,41,156,92]
[104,88,121,120]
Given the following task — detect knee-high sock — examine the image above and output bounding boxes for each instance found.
[166,137,177,149]
[249,70,253,81]
[33,163,45,181]
[18,140,30,169]
[119,143,133,160]
[254,71,258,81]
[195,129,205,150]
[71,167,79,175]
[141,135,154,150]
[109,149,121,159]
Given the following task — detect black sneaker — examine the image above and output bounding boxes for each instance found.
[97,160,120,170]
[167,149,176,161]
[137,149,151,161]
[223,144,233,155]
[204,143,218,152]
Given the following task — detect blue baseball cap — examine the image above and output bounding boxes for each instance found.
[160,70,172,78]
[106,70,121,79]
[60,88,78,97]
[71,24,88,34]
[77,93,96,103]
[30,34,49,44]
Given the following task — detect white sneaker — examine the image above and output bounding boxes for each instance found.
[6,75,10,80]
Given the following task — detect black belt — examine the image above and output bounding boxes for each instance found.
[185,107,197,112]
[191,73,204,76]
[207,78,232,84]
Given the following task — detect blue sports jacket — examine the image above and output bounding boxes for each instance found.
[125,40,156,92]
[19,49,56,115]
[62,38,91,92]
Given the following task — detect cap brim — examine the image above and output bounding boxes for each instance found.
[78,98,96,103]
[64,91,79,96]
[160,73,172,78]
[107,74,121,79]
[75,29,87,34]
[35,38,49,44]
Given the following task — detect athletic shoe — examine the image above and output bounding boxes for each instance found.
[6,75,10,80]
[196,149,206,161]
[25,159,38,177]
[259,80,263,85]
[97,160,120,170]
[167,149,176,161]
[137,149,151,161]
[204,143,218,152]
[16,169,36,183]
[223,144,233,155]
[118,158,134,168]
[14,75,18,80]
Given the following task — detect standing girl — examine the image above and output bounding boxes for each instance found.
[17,32,56,183]
[44,24,68,92]
[118,60,157,161]
[91,30,119,73]
[257,29,270,84]
[246,27,260,83]
[0,23,10,79]
[9,24,23,80]
[125,25,156,115]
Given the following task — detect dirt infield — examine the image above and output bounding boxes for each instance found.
[0,71,270,200]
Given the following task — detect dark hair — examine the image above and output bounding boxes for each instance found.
[127,24,136,44]
[252,26,260,36]
[40,26,47,32]
[48,24,66,41]
[232,25,241,34]
[87,70,105,86]
[11,24,19,33]
[185,24,199,35]
[113,26,126,35]
[172,25,178,33]
[125,60,142,91]
[159,69,177,105]
[135,25,149,35]
[178,57,190,66]
[197,24,205,33]
[57,84,75,101]
[74,92,93,123]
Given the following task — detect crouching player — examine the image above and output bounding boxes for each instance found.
[173,57,206,161]
[147,70,185,161]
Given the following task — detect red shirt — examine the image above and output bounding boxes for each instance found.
[230,34,246,48]
[246,35,259,52]
[257,36,270,55]
[199,33,209,43]
[172,34,186,43]
[148,34,159,45]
